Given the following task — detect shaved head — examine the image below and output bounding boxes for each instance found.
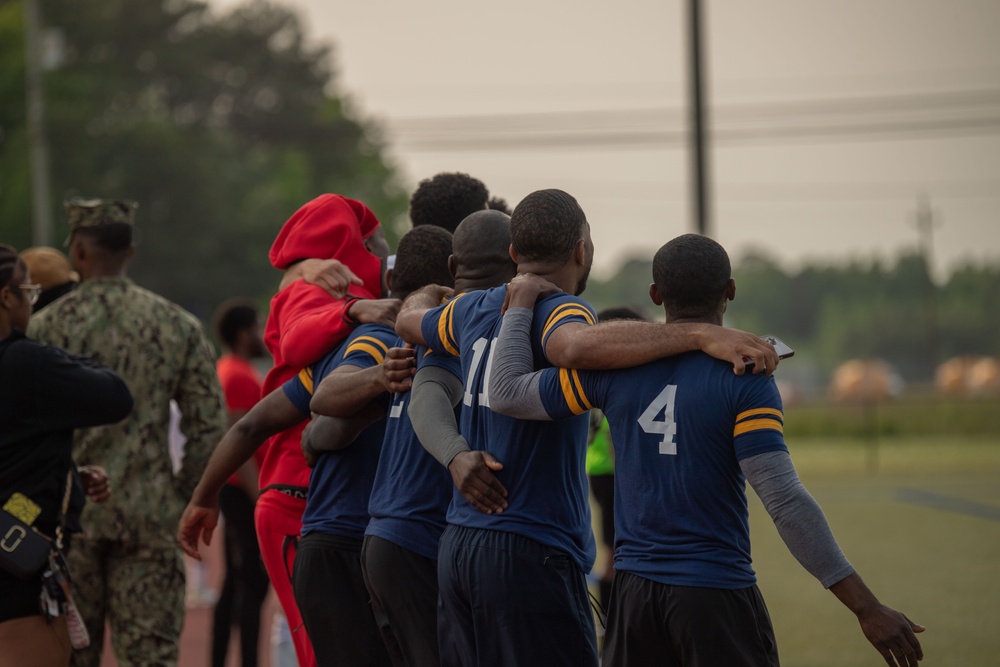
[452,210,516,284]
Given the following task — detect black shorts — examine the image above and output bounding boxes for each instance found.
[603,570,779,667]
[0,570,42,623]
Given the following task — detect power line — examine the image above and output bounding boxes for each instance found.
[550,178,1000,203]
[385,88,1000,152]
[391,88,1000,129]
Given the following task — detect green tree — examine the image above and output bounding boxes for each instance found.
[938,263,1000,358]
[0,1,32,241]
[1,0,408,318]
[583,256,656,317]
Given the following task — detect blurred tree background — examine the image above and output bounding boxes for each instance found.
[2,0,998,386]
[1,0,408,319]
[584,249,1000,385]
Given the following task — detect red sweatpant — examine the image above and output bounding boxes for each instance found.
[255,491,315,667]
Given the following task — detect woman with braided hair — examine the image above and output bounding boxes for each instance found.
[0,244,132,667]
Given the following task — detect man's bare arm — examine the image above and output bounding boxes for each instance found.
[545,320,777,375]
[743,451,924,667]
[281,258,362,297]
[503,272,778,375]
[829,573,925,667]
[179,390,304,558]
[395,285,454,346]
[310,348,415,417]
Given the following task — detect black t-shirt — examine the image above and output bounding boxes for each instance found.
[0,331,133,537]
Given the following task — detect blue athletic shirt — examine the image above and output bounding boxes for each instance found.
[283,323,393,539]
[534,351,787,588]
[421,285,598,572]
[365,345,458,560]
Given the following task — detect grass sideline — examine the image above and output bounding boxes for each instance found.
[748,436,1000,665]
[783,396,1000,439]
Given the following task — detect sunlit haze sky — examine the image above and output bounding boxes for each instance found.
[212,0,1000,282]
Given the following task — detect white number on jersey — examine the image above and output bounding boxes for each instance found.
[463,337,497,408]
[637,384,678,455]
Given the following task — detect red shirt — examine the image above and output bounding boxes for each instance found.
[216,354,264,486]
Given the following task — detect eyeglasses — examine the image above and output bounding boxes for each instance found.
[19,283,42,306]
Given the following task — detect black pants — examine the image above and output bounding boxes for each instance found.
[293,531,392,667]
[212,484,270,667]
[437,525,598,667]
[603,570,780,667]
[361,534,439,667]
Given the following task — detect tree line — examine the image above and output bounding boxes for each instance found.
[1,0,408,319]
[585,249,1000,383]
[4,1,997,383]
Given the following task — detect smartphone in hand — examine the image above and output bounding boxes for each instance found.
[744,335,794,370]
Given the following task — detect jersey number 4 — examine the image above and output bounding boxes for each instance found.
[637,384,678,455]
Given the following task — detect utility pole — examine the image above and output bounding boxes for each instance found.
[687,0,711,236]
[913,195,941,370]
[24,0,53,246]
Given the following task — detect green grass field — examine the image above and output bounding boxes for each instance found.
[748,436,1000,666]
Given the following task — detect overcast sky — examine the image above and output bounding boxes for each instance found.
[212,0,1000,281]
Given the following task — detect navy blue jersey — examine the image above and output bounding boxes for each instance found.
[535,351,788,588]
[283,324,394,539]
[421,286,598,571]
[365,346,458,560]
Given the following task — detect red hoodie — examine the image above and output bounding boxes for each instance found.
[259,194,383,491]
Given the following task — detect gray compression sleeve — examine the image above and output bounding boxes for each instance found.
[741,450,856,588]
[408,364,471,467]
[487,307,552,421]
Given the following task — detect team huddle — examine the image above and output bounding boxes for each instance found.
[179,184,924,667]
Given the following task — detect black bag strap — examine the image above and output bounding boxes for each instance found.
[54,470,73,550]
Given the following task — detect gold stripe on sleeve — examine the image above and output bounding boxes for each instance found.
[346,342,386,365]
[542,304,596,341]
[437,300,459,357]
[297,368,314,394]
[559,368,589,415]
[349,336,389,355]
[733,418,784,437]
[736,407,783,423]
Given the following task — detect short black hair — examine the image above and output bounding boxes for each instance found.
[487,196,512,215]
[409,172,489,233]
[0,244,25,289]
[213,299,258,348]
[73,223,133,253]
[597,306,649,323]
[652,234,731,318]
[391,226,455,298]
[510,189,587,264]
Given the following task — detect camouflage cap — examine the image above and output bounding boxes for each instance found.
[65,198,137,230]
[63,198,138,245]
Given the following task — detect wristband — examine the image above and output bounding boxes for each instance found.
[341,296,362,326]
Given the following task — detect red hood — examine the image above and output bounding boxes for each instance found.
[268,193,382,297]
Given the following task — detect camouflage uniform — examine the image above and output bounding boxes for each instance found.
[28,199,226,667]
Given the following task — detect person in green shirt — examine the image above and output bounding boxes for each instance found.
[587,307,649,613]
